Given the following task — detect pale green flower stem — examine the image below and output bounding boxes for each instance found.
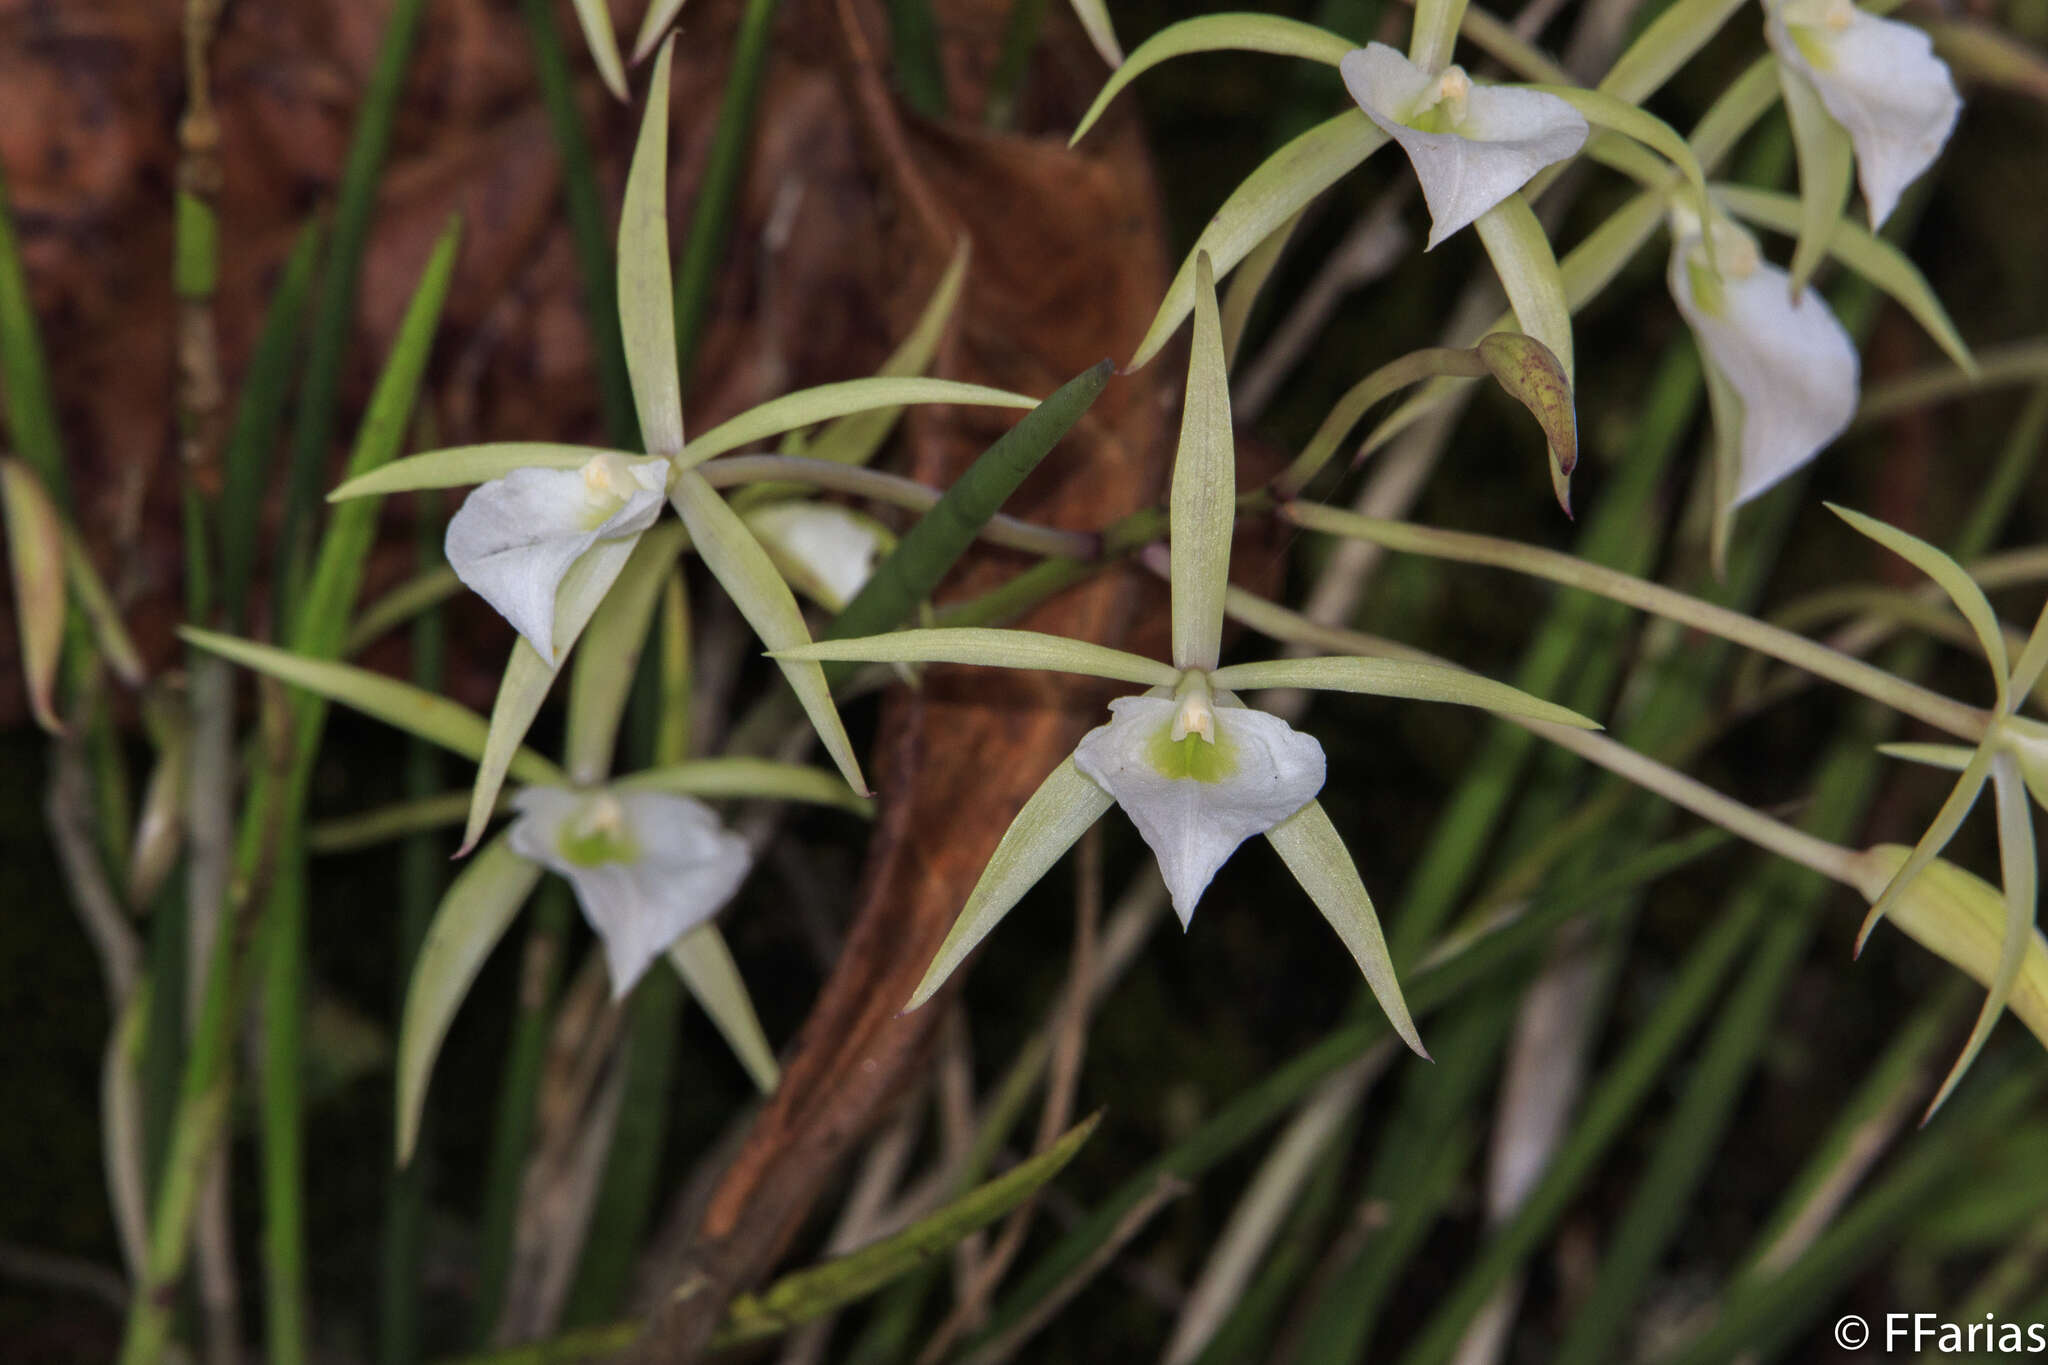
[1282,502,1992,744]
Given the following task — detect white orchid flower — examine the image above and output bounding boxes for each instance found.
[1339,42,1588,249]
[508,785,752,998]
[1766,0,1961,227]
[744,502,894,614]
[445,453,669,663]
[776,254,1601,1050]
[1666,212,1859,510]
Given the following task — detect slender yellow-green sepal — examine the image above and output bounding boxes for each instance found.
[397,833,543,1163]
[1266,799,1425,1056]
[1070,15,1351,145]
[669,924,781,1092]
[570,0,628,100]
[1172,254,1237,672]
[1777,66,1857,297]
[905,757,1114,1012]
[669,470,869,795]
[621,37,684,456]
[773,627,1182,689]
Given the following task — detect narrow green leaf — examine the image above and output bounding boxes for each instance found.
[0,164,67,500]
[1924,753,2036,1116]
[279,0,431,595]
[1265,800,1423,1055]
[906,757,1114,1012]
[1715,184,1974,372]
[1830,504,2008,691]
[1,457,67,732]
[620,37,684,456]
[331,443,606,500]
[1206,656,1599,729]
[1130,111,1388,371]
[668,926,780,1093]
[670,470,869,795]
[1172,254,1236,672]
[1776,66,1856,296]
[885,0,947,116]
[679,378,1039,470]
[565,524,689,784]
[1473,195,1575,511]
[569,0,628,99]
[713,1113,1102,1346]
[460,533,649,853]
[616,756,871,816]
[293,218,463,665]
[776,627,1180,688]
[221,219,322,624]
[1072,15,1351,144]
[1069,0,1125,68]
[180,628,564,787]
[397,834,543,1163]
[823,362,1112,666]
[673,0,782,389]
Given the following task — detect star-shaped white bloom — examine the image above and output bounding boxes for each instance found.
[1339,42,1588,249]
[508,786,752,998]
[1666,217,1859,507]
[1766,0,1961,227]
[1075,693,1325,925]
[445,453,669,663]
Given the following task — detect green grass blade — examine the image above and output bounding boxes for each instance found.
[277,0,430,599]
[885,0,948,116]
[396,834,543,1165]
[219,220,323,624]
[711,1114,1103,1346]
[673,0,782,391]
[0,162,68,501]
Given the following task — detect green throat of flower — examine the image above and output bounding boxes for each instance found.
[559,795,639,866]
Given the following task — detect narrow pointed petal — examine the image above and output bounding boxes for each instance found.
[1171,253,1237,672]
[744,501,892,613]
[905,757,1114,1012]
[1855,739,1995,954]
[2007,600,2048,705]
[1074,698,1325,925]
[398,833,543,1162]
[670,470,869,795]
[1668,234,1859,506]
[569,0,628,100]
[1772,2,1961,227]
[1876,742,1977,771]
[331,443,609,501]
[1777,64,1857,294]
[1206,656,1598,729]
[621,37,684,455]
[632,0,691,64]
[510,787,752,998]
[444,462,665,660]
[669,925,780,1092]
[1266,799,1425,1056]
[773,627,1182,688]
[1924,754,2036,1118]
[1341,44,1586,249]
[1829,503,2009,695]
